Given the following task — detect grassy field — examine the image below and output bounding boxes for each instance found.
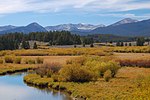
[0,47,111,56]
[0,46,150,100]
[0,56,78,75]
[22,56,79,64]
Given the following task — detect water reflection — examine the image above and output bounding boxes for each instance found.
[0,73,71,100]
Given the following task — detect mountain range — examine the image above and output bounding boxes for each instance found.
[45,23,105,32]
[91,18,150,36]
[0,18,150,36]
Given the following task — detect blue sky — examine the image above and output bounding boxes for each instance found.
[0,0,150,26]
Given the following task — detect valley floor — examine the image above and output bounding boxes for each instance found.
[0,47,150,100]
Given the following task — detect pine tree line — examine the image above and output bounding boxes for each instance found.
[0,31,81,50]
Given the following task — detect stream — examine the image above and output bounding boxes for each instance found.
[0,73,72,100]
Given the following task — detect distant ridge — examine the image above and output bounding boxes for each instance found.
[110,18,138,26]
[0,25,17,32]
[0,18,150,36]
[0,22,47,34]
[91,19,150,36]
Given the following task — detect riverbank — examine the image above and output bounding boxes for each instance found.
[0,64,35,75]
[24,67,150,100]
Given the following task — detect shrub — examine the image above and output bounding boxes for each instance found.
[107,61,121,77]
[90,43,94,47]
[94,61,120,78]
[51,74,60,82]
[36,57,44,64]
[36,67,49,78]
[28,59,36,64]
[59,64,96,82]
[36,63,62,78]
[24,59,36,64]
[0,59,3,64]
[47,62,62,73]
[14,57,22,64]
[4,56,14,63]
[66,56,86,65]
[104,70,112,82]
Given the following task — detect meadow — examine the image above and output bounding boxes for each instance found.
[0,46,150,100]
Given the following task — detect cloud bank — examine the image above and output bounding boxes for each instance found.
[0,0,150,14]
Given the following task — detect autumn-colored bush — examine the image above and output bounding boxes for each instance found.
[24,59,36,64]
[104,70,112,82]
[0,58,3,64]
[14,57,22,64]
[34,56,121,83]
[59,63,96,82]
[85,59,120,78]
[36,63,62,78]
[4,56,14,63]
[36,57,44,64]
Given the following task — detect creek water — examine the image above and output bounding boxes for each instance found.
[0,73,71,100]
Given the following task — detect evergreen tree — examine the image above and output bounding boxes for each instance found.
[120,42,124,46]
[83,43,85,47]
[116,42,120,46]
[21,41,30,49]
[125,43,128,46]
[136,37,145,46]
[90,43,94,48]
[33,42,38,49]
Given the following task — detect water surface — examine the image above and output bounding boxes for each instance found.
[0,73,71,100]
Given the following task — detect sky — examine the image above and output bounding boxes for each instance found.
[0,0,150,26]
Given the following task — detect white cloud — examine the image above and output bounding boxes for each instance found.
[98,13,150,19]
[0,0,150,14]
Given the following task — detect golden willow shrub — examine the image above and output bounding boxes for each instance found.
[35,63,62,78]
[0,58,3,64]
[4,55,22,64]
[59,56,121,82]
[59,63,96,82]
[104,69,112,82]
[14,57,22,64]
[4,55,14,63]
[34,56,121,82]
[36,57,44,64]
[85,60,120,78]
[24,59,36,64]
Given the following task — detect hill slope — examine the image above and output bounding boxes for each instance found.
[91,19,150,36]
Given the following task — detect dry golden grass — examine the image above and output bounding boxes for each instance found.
[113,53,150,60]
[0,47,111,57]
[116,67,150,79]
[22,56,79,64]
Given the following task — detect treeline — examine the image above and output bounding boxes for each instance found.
[84,34,136,43]
[0,31,81,50]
